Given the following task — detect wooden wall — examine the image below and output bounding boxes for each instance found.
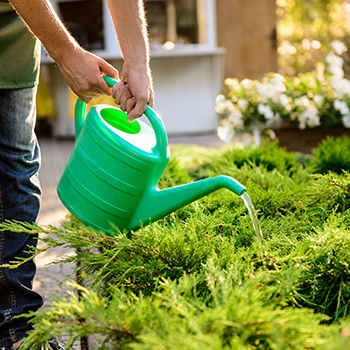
[216,0,278,80]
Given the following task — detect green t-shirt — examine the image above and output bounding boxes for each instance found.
[0,0,40,89]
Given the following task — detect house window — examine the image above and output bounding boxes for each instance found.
[57,0,105,51]
[145,0,207,49]
[52,0,212,56]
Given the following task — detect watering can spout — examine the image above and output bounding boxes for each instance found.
[128,175,246,231]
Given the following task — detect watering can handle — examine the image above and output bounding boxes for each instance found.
[74,76,168,159]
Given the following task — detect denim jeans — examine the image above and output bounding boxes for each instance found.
[0,88,44,348]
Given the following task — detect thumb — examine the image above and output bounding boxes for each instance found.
[127,97,148,121]
[99,60,120,89]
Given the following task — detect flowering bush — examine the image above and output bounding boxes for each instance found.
[216,40,350,145]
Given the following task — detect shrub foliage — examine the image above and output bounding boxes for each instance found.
[3,137,350,349]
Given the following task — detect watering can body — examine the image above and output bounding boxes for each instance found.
[57,77,246,235]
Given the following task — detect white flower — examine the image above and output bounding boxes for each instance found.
[215,94,226,104]
[328,65,344,79]
[217,125,229,141]
[326,52,345,79]
[306,110,321,128]
[332,78,350,97]
[273,73,286,82]
[258,103,274,120]
[295,95,310,108]
[215,95,234,115]
[255,75,286,104]
[256,83,272,101]
[313,95,324,107]
[342,114,350,128]
[297,106,320,129]
[224,78,240,91]
[300,95,310,107]
[256,81,284,102]
[269,78,287,92]
[326,52,344,68]
[334,99,350,115]
[279,94,289,107]
[331,40,348,56]
[238,99,248,111]
[228,109,244,127]
[217,125,235,144]
[240,79,254,89]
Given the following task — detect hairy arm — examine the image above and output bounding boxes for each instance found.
[9,0,119,103]
[9,0,153,117]
[107,0,154,120]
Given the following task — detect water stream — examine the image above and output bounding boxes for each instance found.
[240,192,265,256]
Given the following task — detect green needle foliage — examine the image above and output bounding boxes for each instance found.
[313,135,350,174]
[2,136,350,349]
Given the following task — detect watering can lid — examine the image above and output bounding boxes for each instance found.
[96,104,157,154]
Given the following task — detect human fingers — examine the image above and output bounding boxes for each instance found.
[78,61,116,97]
[119,65,153,118]
[99,59,119,95]
[99,59,119,81]
[57,64,103,102]
[112,81,130,106]
[69,79,103,102]
[125,97,137,115]
[79,96,95,104]
[126,93,148,121]
[57,49,119,101]
[119,86,134,112]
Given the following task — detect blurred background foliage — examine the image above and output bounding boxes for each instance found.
[277,0,350,76]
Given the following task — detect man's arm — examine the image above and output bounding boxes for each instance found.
[9,0,153,117]
[9,0,118,103]
[107,0,154,121]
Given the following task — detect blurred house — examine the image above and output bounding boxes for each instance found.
[216,0,277,80]
[40,0,277,137]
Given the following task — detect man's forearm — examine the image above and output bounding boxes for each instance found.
[108,0,154,119]
[10,0,152,109]
[106,0,150,70]
[9,0,79,62]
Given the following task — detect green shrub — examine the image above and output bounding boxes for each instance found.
[3,137,350,349]
[191,141,299,181]
[19,263,347,350]
[313,135,350,174]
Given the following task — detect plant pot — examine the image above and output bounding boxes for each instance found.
[273,123,350,153]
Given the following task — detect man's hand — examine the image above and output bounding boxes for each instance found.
[9,0,119,103]
[107,0,154,121]
[112,65,154,121]
[55,47,119,103]
[10,0,153,110]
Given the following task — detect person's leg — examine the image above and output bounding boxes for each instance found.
[0,88,44,349]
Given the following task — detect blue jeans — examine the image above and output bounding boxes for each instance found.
[0,88,44,348]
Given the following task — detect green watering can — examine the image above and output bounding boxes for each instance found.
[57,76,247,235]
